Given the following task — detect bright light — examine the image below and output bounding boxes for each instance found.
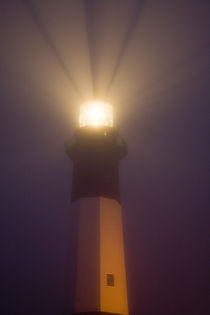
[79,101,113,127]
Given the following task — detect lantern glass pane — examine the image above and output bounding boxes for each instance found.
[79,101,113,127]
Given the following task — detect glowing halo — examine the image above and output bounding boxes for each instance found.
[79,101,113,127]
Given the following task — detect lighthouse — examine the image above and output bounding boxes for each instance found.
[66,101,129,315]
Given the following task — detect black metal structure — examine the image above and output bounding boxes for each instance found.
[66,126,127,203]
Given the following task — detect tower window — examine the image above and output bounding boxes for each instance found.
[106,274,114,286]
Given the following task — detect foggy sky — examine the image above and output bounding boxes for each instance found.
[0,1,210,314]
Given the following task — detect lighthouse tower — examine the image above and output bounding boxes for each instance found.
[66,101,129,315]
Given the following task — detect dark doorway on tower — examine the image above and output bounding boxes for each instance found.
[106,274,115,287]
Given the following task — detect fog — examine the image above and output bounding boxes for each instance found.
[0,1,209,314]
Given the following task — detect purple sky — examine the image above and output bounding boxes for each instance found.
[0,1,210,314]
